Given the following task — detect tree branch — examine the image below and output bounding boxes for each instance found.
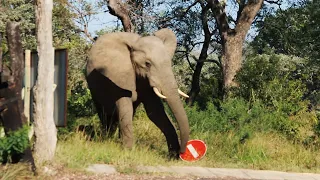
[198,58,221,68]
[158,0,199,26]
[67,1,95,42]
[236,0,246,24]
[234,0,264,38]
[176,50,196,71]
[106,0,134,32]
[185,54,196,71]
[265,0,281,5]
[207,0,230,40]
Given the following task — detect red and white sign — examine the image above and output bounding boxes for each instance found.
[179,139,207,162]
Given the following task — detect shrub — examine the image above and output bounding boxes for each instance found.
[0,126,30,163]
[58,115,102,141]
[67,80,95,117]
[184,98,317,143]
[234,54,308,115]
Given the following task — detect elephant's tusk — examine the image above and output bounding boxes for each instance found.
[153,87,167,99]
[178,89,189,98]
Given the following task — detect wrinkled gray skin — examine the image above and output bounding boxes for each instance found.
[86,28,189,158]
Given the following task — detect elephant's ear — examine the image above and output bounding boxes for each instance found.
[154,28,177,58]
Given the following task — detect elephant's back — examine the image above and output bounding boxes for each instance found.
[87,32,139,74]
[86,32,139,96]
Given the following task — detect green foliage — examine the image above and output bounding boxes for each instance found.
[63,36,90,90]
[253,1,320,60]
[67,81,95,117]
[172,53,223,109]
[185,98,317,144]
[0,0,36,49]
[251,1,320,109]
[0,126,30,163]
[233,54,308,115]
[58,115,102,141]
[52,0,78,47]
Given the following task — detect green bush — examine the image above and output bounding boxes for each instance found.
[67,80,95,117]
[184,98,316,143]
[0,126,30,163]
[233,54,308,115]
[63,79,99,140]
[58,115,103,141]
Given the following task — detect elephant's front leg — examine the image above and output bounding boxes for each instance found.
[116,97,134,148]
[141,90,180,158]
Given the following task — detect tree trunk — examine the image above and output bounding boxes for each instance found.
[1,22,27,132]
[209,0,263,95]
[107,0,134,32]
[0,22,34,166]
[187,62,203,106]
[186,4,210,106]
[33,0,57,166]
[221,35,243,89]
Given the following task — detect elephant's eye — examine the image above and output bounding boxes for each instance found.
[145,61,151,68]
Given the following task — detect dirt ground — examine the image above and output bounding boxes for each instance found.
[43,169,250,180]
[39,165,250,180]
[47,173,247,180]
[1,164,250,180]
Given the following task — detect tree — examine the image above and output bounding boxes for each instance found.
[33,0,57,166]
[253,0,319,62]
[157,0,298,104]
[0,22,34,165]
[157,0,265,104]
[1,22,27,135]
[251,0,320,109]
[208,0,263,91]
[100,0,157,33]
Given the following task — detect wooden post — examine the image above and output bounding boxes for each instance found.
[24,49,33,139]
[24,50,31,121]
[0,33,3,73]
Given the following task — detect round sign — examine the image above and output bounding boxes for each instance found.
[179,139,207,162]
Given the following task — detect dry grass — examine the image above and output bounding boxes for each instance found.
[0,164,34,180]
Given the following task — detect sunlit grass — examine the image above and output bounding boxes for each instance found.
[55,109,320,174]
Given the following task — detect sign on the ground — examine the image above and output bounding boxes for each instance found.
[180,139,207,162]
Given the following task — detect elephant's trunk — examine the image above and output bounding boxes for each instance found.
[165,90,190,153]
[160,72,190,153]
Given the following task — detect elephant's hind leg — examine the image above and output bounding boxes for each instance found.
[116,97,134,148]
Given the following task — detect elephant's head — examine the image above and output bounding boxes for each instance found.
[129,29,189,153]
[131,29,189,97]
[87,28,190,153]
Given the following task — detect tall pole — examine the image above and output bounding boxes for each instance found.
[33,0,57,166]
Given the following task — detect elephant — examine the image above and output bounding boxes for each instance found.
[85,28,190,158]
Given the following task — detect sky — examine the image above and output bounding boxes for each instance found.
[87,11,117,34]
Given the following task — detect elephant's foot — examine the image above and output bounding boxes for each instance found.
[168,150,180,160]
[167,144,180,160]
